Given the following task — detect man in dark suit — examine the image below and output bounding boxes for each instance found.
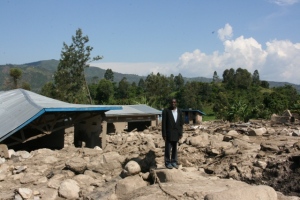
[162,98,183,169]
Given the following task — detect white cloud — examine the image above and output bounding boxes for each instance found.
[175,24,300,84]
[90,62,176,77]
[262,40,300,82]
[92,24,300,85]
[269,0,299,6]
[218,23,233,41]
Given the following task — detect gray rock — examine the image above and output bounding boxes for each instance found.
[58,179,80,199]
[248,127,267,136]
[65,157,87,174]
[124,160,141,176]
[204,185,277,200]
[17,188,33,199]
[115,175,148,198]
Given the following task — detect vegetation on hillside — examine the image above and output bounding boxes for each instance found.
[1,29,300,122]
[41,64,300,122]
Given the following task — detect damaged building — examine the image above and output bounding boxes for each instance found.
[105,105,161,133]
[0,89,162,153]
[0,89,121,151]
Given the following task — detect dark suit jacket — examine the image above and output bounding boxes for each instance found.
[162,107,183,141]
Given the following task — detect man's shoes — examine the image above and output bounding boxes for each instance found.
[165,163,173,169]
[171,163,179,169]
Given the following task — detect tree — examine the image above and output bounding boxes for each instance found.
[117,77,130,99]
[9,68,22,89]
[21,82,31,90]
[41,82,57,98]
[260,80,269,88]
[222,68,235,88]
[54,28,102,104]
[88,83,98,101]
[234,68,252,89]
[144,73,171,108]
[174,73,184,90]
[212,71,220,83]
[128,82,138,99]
[96,79,114,104]
[178,82,202,109]
[104,68,114,81]
[213,91,230,120]
[168,74,175,91]
[252,69,260,86]
[92,76,99,84]
[137,78,146,95]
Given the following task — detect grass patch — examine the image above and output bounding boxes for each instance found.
[203,115,216,121]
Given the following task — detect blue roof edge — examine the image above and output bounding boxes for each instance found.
[44,106,122,112]
[182,109,206,116]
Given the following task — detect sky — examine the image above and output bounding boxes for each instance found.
[1,0,300,84]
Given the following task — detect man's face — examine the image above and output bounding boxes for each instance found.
[170,99,177,109]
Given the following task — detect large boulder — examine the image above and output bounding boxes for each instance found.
[204,185,277,200]
[115,175,148,198]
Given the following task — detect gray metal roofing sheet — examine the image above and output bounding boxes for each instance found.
[0,89,122,141]
[106,104,161,116]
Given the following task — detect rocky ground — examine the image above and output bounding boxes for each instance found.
[1,120,300,200]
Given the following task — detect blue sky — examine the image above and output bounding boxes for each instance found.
[1,0,300,84]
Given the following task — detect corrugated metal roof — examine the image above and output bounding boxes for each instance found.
[106,104,161,116]
[0,89,122,142]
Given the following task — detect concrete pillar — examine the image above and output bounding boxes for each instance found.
[101,120,107,149]
[74,113,103,148]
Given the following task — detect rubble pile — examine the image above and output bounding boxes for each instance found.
[0,120,300,200]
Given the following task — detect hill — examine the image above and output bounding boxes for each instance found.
[1,59,300,93]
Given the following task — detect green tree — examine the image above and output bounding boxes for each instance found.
[117,77,130,99]
[174,73,184,90]
[260,80,269,88]
[212,71,220,83]
[144,73,171,108]
[9,68,22,89]
[92,76,99,84]
[129,82,138,98]
[137,78,146,95]
[273,85,298,109]
[178,82,202,109]
[222,68,235,88]
[252,69,260,86]
[263,92,288,114]
[104,68,114,81]
[213,91,230,120]
[54,28,102,104]
[168,74,176,91]
[41,82,57,98]
[198,82,212,103]
[88,83,98,101]
[234,68,252,89]
[21,82,31,90]
[96,79,114,104]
